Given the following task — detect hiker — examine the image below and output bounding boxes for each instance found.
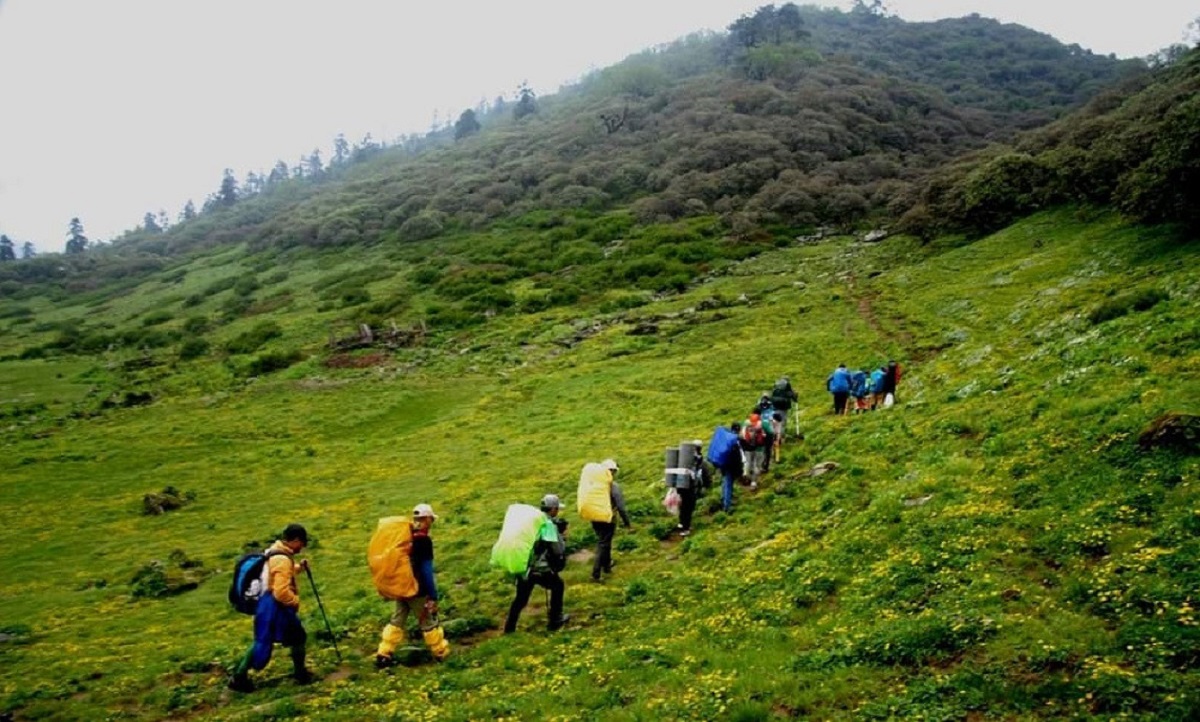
[689,438,715,496]
[582,459,631,582]
[826,363,851,415]
[870,366,886,410]
[711,421,745,512]
[752,395,777,472]
[849,367,869,414]
[770,376,799,438]
[374,504,450,668]
[503,494,569,633]
[674,439,709,537]
[739,413,769,490]
[229,524,315,692]
[882,360,903,405]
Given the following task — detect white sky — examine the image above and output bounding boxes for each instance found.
[0,0,1194,252]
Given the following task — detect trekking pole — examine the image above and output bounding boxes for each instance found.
[304,567,343,663]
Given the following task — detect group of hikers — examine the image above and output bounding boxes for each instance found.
[826,360,902,416]
[225,370,896,693]
[226,461,632,692]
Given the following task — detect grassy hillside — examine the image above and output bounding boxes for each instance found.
[2,208,1197,720]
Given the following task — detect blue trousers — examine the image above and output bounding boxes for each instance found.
[722,470,735,511]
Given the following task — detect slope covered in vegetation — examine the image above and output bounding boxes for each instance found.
[1,205,1198,720]
[2,6,1198,721]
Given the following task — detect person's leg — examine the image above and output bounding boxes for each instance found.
[722,470,734,511]
[284,617,310,682]
[377,598,414,664]
[415,596,450,660]
[504,576,534,633]
[678,486,695,532]
[543,574,566,629]
[592,521,615,579]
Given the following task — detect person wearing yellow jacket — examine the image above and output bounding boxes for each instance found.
[228,524,315,692]
[375,504,450,667]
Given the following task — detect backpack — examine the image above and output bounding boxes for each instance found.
[490,504,545,575]
[577,463,614,523]
[367,517,419,600]
[706,426,740,468]
[228,549,282,615]
[741,421,766,448]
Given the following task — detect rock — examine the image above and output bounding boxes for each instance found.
[903,494,934,507]
[1138,413,1200,454]
[861,229,889,243]
[807,461,840,477]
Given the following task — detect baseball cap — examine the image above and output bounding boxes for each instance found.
[412,503,438,519]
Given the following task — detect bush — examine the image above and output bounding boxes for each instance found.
[178,337,210,361]
[399,212,445,241]
[141,310,173,327]
[224,321,283,355]
[1089,288,1168,324]
[245,350,302,376]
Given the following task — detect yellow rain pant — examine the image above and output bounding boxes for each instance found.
[423,626,450,660]
[376,623,405,659]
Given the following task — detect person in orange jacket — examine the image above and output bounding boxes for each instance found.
[229,524,315,692]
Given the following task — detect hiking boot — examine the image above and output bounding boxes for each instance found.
[679,529,690,537]
[604,561,616,574]
[374,654,394,670]
[292,669,317,686]
[227,675,255,693]
[548,614,571,631]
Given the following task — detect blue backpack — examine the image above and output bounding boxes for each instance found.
[228,549,283,615]
[706,426,740,468]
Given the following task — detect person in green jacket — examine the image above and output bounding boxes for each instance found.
[503,494,569,633]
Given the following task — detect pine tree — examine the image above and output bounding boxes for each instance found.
[65,217,89,254]
[0,234,15,261]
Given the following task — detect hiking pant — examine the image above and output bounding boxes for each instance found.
[744,448,765,485]
[504,572,564,632]
[378,596,448,661]
[592,521,616,579]
[235,596,306,677]
[721,470,735,511]
[677,485,697,531]
[832,392,849,414]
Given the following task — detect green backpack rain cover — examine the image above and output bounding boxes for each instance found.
[490,504,545,575]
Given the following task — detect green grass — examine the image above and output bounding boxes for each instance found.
[1,209,1198,720]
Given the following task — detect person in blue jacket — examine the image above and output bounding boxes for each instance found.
[870,366,887,410]
[826,363,851,415]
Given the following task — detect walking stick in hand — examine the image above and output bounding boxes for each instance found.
[304,566,343,663]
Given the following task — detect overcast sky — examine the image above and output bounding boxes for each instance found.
[0,0,1195,252]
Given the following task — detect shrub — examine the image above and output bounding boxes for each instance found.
[245,350,302,376]
[399,212,445,241]
[141,310,173,327]
[178,337,210,361]
[1088,288,1168,324]
[224,321,283,355]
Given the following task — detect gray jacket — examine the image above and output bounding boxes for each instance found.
[610,481,631,527]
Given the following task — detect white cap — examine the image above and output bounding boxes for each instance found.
[601,458,619,471]
[412,503,438,519]
[692,439,704,447]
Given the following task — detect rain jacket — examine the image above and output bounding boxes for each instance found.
[266,540,300,609]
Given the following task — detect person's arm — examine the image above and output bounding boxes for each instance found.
[411,537,438,601]
[268,554,300,608]
[610,482,631,527]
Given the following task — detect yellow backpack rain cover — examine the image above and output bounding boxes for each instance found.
[577,462,614,523]
[368,516,418,600]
